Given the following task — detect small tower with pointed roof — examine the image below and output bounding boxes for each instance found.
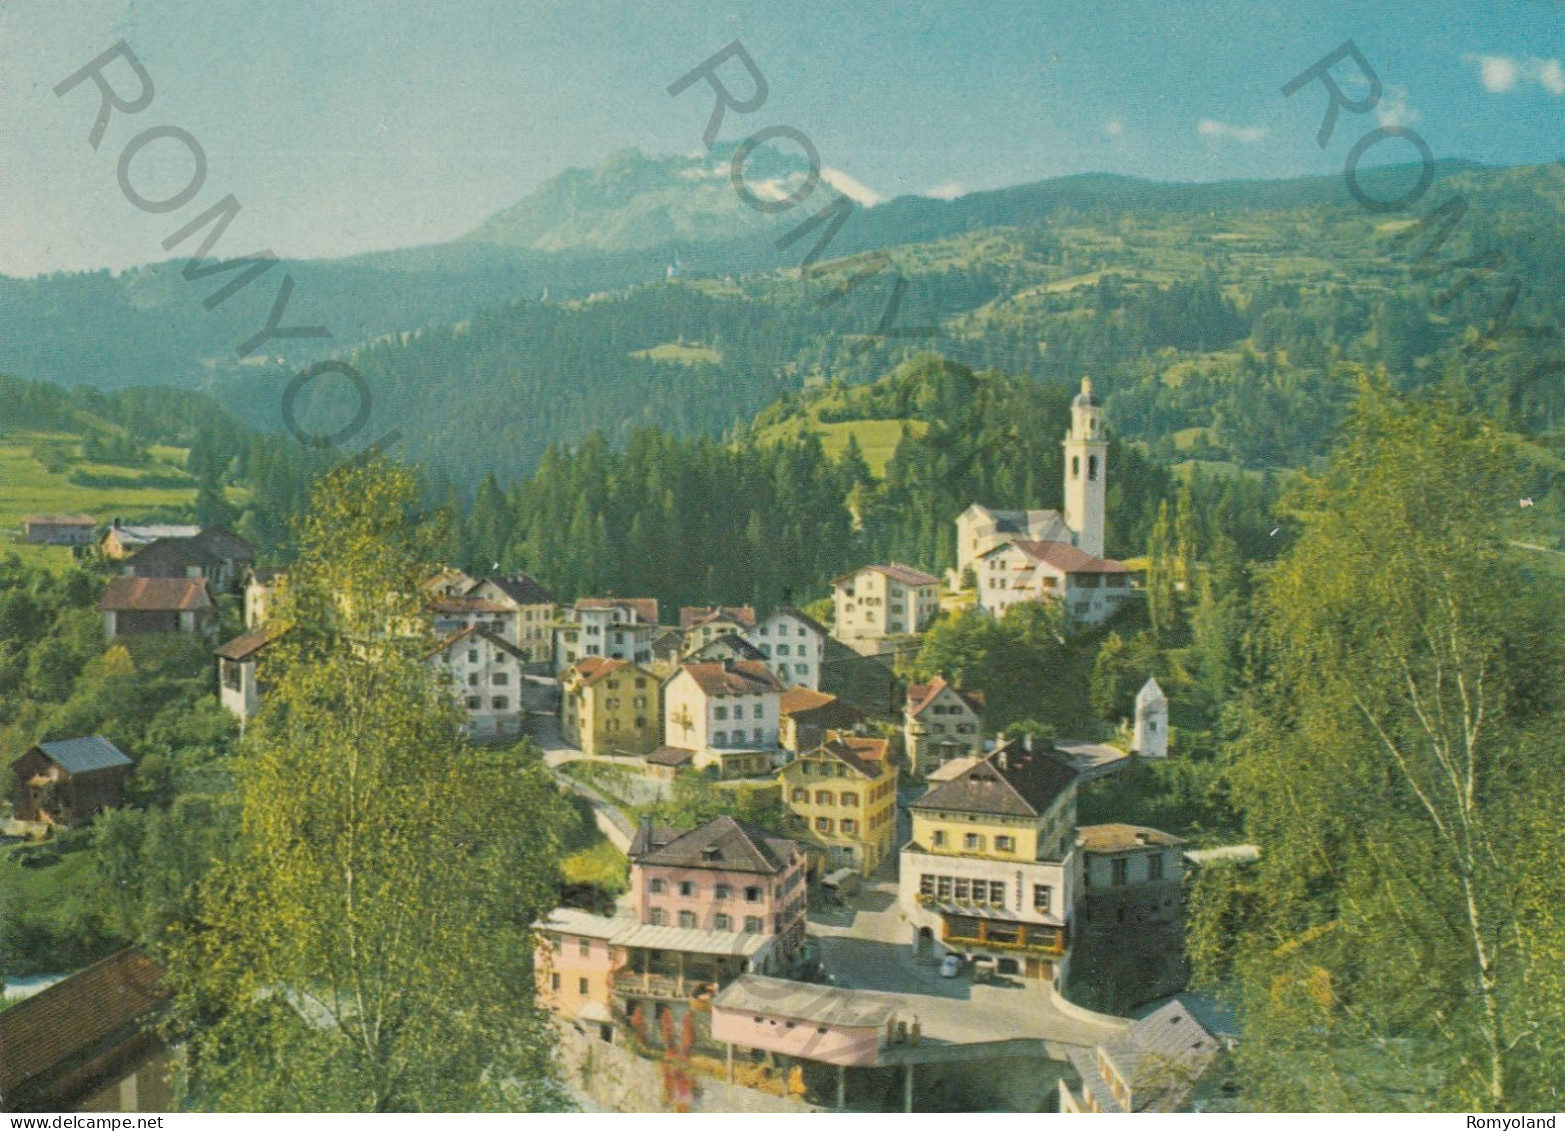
[1133,676,1168,758]
[1062,375,1108,558]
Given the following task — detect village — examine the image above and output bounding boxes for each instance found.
[8,380,1241,1113]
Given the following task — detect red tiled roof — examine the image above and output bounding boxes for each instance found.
[779,687,835,715]
[1002,540,1129,575]
[906,676,985,719]
[679,660,785,696]
[832,562,941,588]
[101,576,211,612]
[0,949,167,1101]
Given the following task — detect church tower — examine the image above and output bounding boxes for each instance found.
[1062,376,1108,558]
[1134,677,1168,758]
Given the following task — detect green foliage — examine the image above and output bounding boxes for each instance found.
[169,461,572,1111]
[1204,387,1565,1110]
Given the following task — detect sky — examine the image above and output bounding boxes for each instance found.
[2,0,1563,277]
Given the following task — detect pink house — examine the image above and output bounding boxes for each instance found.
[710,975,903,1068]
[628,816,808,962]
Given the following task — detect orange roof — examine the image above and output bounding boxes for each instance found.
[680,660,784,696]
[101,576,211,612]
[576,597,659,624]
[779,687,837,715]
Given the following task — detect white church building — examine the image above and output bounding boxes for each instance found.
[1133,677,1169,758]
[965,377,1139,624]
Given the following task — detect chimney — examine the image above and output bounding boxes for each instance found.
[701,845,720,861]
[1024,733,1034,754]
[1134,832,1150,846]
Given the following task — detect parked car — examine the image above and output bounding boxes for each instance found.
[939,954,962,978]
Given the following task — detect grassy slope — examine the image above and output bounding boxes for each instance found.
[0,431,197,570]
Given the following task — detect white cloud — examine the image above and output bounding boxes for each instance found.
[1474,53,1519,92]
[1464,53,1565,95]
[1197,119,1267,144]
[924,181,969,201]
[1539,58,1565,95]
[1377,85,1421,129]
[1103,117,1125,138]
[822,166,883,207]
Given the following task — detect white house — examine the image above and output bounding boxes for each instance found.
[744,604,831,690]
[1133,677,1169,757]
[954,504,1074,581]
[679,605,756,655]
[831,563,941,651]
[427,625,527,741]
[467,574,556,668]
[663,660,784,778]
[977,539,1135,625]
[553,597,660,672]
[903,675,985,775]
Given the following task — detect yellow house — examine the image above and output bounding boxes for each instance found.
[779,734,898,875]
[561,657,661,757]
[898,737,1080,984]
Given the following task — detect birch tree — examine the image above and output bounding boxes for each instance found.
[170,460,573,1111]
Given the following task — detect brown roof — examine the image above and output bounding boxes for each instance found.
[101,576,212,612]
[912,740,1077,818]
[1000,539,1129,575]
[567,656,642,687]
[906,676,985,719]
[479,573,555,606]
[680,605,756,631]
[214,625,286,661]
[645,745,696,767]
[810,735,889,779]
[428,596,510,614]
[679,660,785,697]
[427,625,526,661]
[1077,823,1185,854]
[832,562,941,588]
[576,597,659,624]
[779,687,837,717]
[0,949,167,1101]
[835,734,890,762]
[630,815,801,875]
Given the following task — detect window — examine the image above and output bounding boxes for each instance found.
[551,973,561,991]
[989,881,1006,907]
[578,938,590,957]
[714,706,728,720]
[815,790,833,805]
[744,886,761,902]
[964,832,984,851]
[743,916,763,933]
[633,695,646,708]
[920,874,934,896]
[466,696,481,709]
[715,913,732,930]
[678,910,696,928]
[931,830,945,847]
[840,792,859,807]
[753,728,763,743]
[954,878,970,901]
[1088,454,1098,481]
[468,673,479,686]
[468,650,478,663]
[778,644,790,656]
[795,663,808,675]
[1112,858,1129,886]
[753,703,764,718]
[636,677,647,688]
[1034,884,1053,913]
[492,671,508,685]
[716,884,731,900]
[840,819,857,835]
[733,705,744,720]
[713,730,727,745]
[650,878,666,894]
[650,908,666,925]
[815,817,833,833]
[678,881,694,897]
[606,679,619,690]
[996,835,1016,853]
[578,977,589,994]
[936,876,953,900]
[1149,854,1165,882]
[492,696,508,710]
[791,787,809,802]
